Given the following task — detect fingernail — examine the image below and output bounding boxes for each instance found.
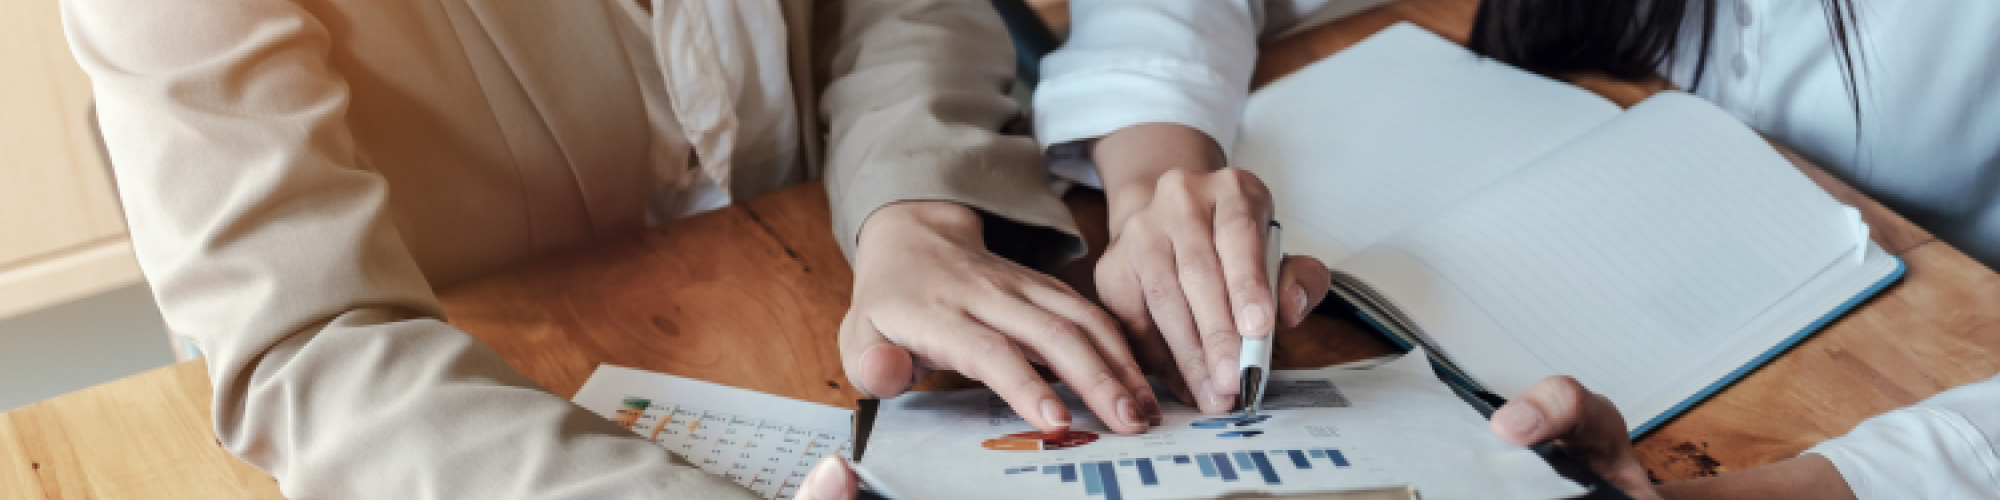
[1238,303,1271,338]
[1117,397,1144,428]
[1493,404,1543,442]
[1041,399,1071,428]
[1290,286,1309,324]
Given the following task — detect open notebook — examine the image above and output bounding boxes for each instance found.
[1237,23,1905,437]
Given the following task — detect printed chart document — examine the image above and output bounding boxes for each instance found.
[855,350,1582,500]
[572,365,854,499]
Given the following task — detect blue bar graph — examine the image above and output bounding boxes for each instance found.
[1050,463,1076,482]
[1098,462,1122,499]
[1249,451,1280,484]
[1287,449,1312,469]
[1131,458,1159,486]
[1307,449,1350,467]
[1002,448,1357,499]
[1210,452,1238,482]
[1082,461,1103,496]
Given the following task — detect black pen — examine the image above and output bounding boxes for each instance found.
[1238,221,1282,418]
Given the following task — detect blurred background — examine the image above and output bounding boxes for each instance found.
[1,0,178,411]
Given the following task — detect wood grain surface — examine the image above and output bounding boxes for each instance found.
[1,362,281,498]
[9,0,1998,497]
[439,197,866,408]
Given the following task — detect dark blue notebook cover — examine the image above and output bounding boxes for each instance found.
[1351,255,1907,439]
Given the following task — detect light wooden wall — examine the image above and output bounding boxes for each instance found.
[0,0,145,321]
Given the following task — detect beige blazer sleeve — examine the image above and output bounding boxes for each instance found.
[823,0,1088,271]
[63,1,754,498]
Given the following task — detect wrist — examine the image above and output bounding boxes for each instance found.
[856,201,984,265]
[1091,123,1227,221]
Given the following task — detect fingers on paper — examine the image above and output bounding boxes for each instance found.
[1021,283,1163,428]
[908,312,1073,431]
[970,290,1152,434]
[1132,246,1225,414]
[1097,260,1193,406]
[1161,188,1243,408]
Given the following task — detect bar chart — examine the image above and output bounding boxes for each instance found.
[1000,449,1355,500]
[858,350,1585,499]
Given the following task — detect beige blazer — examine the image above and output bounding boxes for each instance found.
[65,0,1081,497]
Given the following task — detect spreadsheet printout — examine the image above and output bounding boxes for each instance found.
[573,365,854,499]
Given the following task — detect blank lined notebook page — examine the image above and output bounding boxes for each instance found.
[1234,23,1619,262]
[1338,93,1862,415]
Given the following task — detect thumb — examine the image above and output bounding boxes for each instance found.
[1492,377,1658,499]
[839,315,918,399]
[1491,376,1600,447]
[1276,255,1333,327]
[792,456,857,500]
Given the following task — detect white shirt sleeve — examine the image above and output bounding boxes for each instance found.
[1808,374,2000,499]
[1031,0,1399,166]
[1032,0,1262,160]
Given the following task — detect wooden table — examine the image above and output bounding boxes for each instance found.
[8,0,1999,497]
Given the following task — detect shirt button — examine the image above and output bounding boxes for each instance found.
[1731,53,1749,76]
[1736,1,1754,25]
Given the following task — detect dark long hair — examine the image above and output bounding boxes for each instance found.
[1468,0,1863,113]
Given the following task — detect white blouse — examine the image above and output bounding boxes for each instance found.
[1034,1,2000,498]
[1663,0,2000,268]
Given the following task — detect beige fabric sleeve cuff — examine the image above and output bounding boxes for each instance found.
[821,0,1085,272]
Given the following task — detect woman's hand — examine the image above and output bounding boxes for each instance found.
[1491,376,1665,500]
[1493,376,1860,500]
[1091,123,1332,413]
[841,201,1161,434]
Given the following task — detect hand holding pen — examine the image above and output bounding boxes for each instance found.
[1090,123,1334,414]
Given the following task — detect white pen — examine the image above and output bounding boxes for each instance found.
[1238,221,1282,418]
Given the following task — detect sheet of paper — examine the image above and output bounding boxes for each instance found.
[1235,22,1622,263]
[855,350,1581,500]
[572,365,854,499]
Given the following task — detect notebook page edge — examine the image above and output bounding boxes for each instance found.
[1624,244,1905,437]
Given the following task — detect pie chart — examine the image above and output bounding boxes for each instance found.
[981,429,1101,452]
